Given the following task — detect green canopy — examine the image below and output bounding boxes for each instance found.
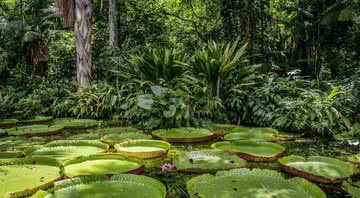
[187,168,326,198]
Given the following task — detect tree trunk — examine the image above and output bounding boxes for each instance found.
[75,0,92,87]
[109,0,118,47]
[216,75,221,98]
[220,0,233,41]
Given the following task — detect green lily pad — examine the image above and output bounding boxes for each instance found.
[0,129,6,136]
[64,154,144,178]
[36,174,166,198]
[53,119,100,129]
[152,128,217,143]
[0,136,46,151]
[0,119,18,127]
[278,155,358,183]
[211,140,285,162]
[174,150,246,173]
[224,132,278,141]
[231,127,279,134]
[88,127,142,134]
[349,153,360,166]
[7,125,64,136]
[18,116,53,124]
[102,133,152,146]
[26,140,109,161]
[187,168,326,198]
[0,157,63,198]
[115,140,170,159]
[68,133,102,140]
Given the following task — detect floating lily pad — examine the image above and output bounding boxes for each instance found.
[18,116,53,124]
[211,140,285,162]
[152,128,219,143]
[7,125,64,136]
[88,127,142,134]
[68,133,102,140]
[224,132,278,141]
[53,119,100,129]
[0,136,46,151]
[174,150,246,173]
[0,129,6,136]
[114,140,170,159]
[349,153,360,166]
[0,157,63,198]
[64,154,144,178]
[36,174,166,198]
[26,140,109,161]
[343,180,360,198]
[231,127,279,134]
[102,133,152,146]
[187,168,326,198]
[278,155,358,183]
[0,119,18,127]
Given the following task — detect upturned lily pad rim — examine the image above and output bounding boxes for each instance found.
[101,133,152,146]
[18,116,53,124]
[114,140,170,159]
[7,125,64,136]
[0,156,63,198]
[230,127,279,134]
[0,119,18,127]
[224,132,278,141]
[39,174,166,198]
[152,128,218,143]
[63,154,145,177]
[187,168,326,198]
[278,155,358,183]
[211,140,285,162]
[174,150,247,173]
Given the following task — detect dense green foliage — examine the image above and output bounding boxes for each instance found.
[0,0,359,138]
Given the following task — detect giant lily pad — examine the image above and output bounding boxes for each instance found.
[174,150,246,173]
[0,136,46,151]
[102,132,152,146]
[36,174,166,198]
[68,133,102,140]
[278,155,358,183]
[224,132,278,141]
[0,129,6,137]
[187,168,326,198]
[0,119,18,127]
[7,125,64,136]
[349,153,360,166]
[211,140,285,162]
[18,116,53,124]
[53,119,100,129]
[88,127,142,135]
[231,127,279,134]
[152,128,220,143]
[26,140,109,161]
[64,154,144,178]
[0,157,63,198]
[114,140,170,159]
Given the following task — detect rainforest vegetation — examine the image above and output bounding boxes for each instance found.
[0,0,360,197]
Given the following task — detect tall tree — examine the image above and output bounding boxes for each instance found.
[109,0,118,47]
[57,0,93,87]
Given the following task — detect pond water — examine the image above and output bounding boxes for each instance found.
[1,126,359,198]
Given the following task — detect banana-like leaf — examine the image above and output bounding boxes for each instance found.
[26,140,109,161]
[63,154,144,178]
[53,119,100,129]
[102,132,152,146]
[0,157,63,198]
[174,150,246,173]
[343,180,360,198]
[7,125,64,136]
[18,116,53,124]
[187,168,326,198]
[114,140,170,159]
[152,128,217,143]
[224,132,278,141]
[0,119,18,127]
[36,174,166,198]
[211,140,285,162]
[279,155,358,183]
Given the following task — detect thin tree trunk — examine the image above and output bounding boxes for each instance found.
[75,0,92,87]
[216,75,221,98]
[109,0,118,47]
[208,80,213,98]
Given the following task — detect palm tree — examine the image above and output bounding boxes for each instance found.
[56,0,92,87]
